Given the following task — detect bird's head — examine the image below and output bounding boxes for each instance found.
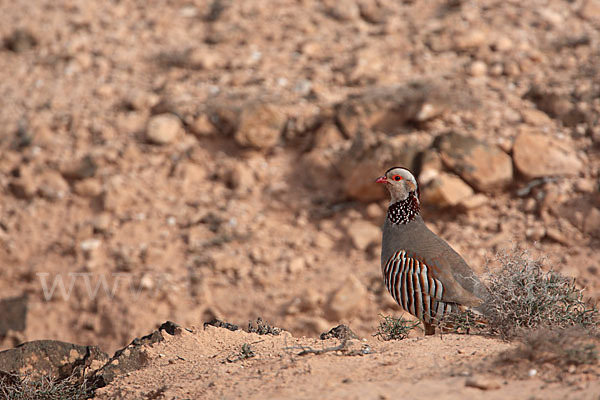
[375,166,420,204]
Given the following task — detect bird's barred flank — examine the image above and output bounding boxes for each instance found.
[383,251,455,325]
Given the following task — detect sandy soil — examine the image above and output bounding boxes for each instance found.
[1,0,599,398]
[94,326,599,400]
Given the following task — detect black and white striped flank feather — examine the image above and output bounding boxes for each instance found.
[382,250,457,325]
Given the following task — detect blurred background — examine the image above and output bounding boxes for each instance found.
[1,0,599,354]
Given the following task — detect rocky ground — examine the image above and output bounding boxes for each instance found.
[1,0,600,398]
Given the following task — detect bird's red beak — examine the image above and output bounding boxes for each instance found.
[375,176,388,184]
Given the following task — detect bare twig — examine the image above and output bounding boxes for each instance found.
[515,177,557,197]
[284,340,372,357]
[284,340,349,356]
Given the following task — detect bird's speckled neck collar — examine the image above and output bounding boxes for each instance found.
[387,192,420,224]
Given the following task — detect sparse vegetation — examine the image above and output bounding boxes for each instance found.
[226,343,255,363]
[320,324,358,341]
[483,248,598,339]
[247,317,281,335]
[0,371,93,400]
[439,309,487,334]
[373,315,420,341]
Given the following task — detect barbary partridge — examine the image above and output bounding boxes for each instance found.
[376,167,488,335]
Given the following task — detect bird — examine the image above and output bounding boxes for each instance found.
[376,166,488,335]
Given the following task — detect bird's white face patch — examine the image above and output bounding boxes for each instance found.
[386,168,417,189]
[382,167,419,203]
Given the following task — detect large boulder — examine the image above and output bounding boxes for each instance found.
[436,132,513,192]
[512,128,583,179]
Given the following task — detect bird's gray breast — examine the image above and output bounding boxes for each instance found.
[380,217,429,268]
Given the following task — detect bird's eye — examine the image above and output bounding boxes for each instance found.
[392,175,403,181]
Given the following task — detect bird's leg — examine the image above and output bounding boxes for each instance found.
[423,322,436,336]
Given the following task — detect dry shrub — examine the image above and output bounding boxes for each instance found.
[374,315,420,341]
[0,371,92,400]
[483,248,598,339]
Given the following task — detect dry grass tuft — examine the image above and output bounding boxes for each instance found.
[0,371,93,400]
[226,343,256,363]
[483,248,598,339]
[374,315,420,341]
